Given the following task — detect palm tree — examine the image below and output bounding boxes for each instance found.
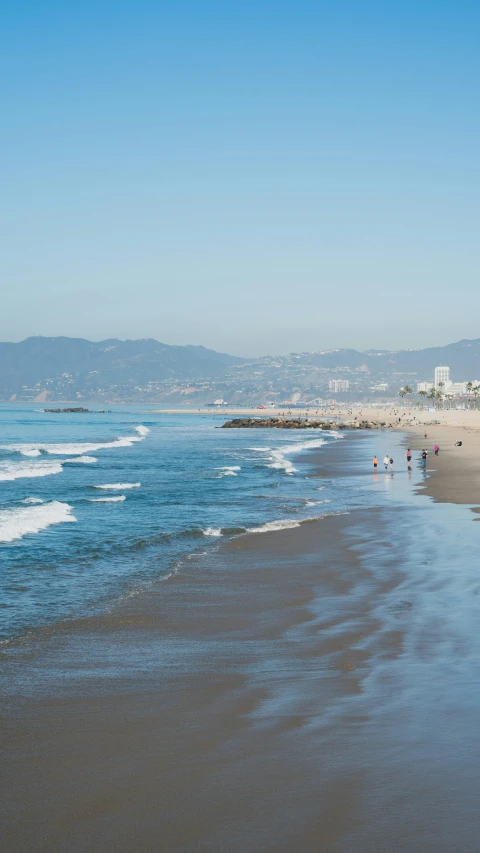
[398,388,407,399]
[473,385,480,409]
[418,390,427,408]
[404,385,413,395]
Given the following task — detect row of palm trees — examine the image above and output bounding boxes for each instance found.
[398,382,480,409]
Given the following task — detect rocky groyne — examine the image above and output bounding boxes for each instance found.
[221,417,390,430]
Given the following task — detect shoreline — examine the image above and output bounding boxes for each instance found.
[4,430,480,851]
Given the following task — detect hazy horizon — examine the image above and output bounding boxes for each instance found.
[1,330,477,361]
[2,1,479,356]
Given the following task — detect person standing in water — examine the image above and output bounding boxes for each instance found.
[389,457,394,470]
[383,454,390,471]
[373,456,378,471]
[421,449,427,468]
[406,448,412,467]
[434,444,439,456]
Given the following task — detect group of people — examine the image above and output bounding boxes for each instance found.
[372,444,440,472]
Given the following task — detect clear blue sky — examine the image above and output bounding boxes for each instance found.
[1,0,479,356]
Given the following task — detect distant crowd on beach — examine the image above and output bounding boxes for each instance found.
[373,433,463,473]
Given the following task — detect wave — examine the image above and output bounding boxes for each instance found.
[0,501,76,543]
[1,424,150,457]
[249,436,330,476]
[88,495,126,503]
[246,511,347,535]
[20,497,44,504]
[94,482,141,490]
[64,456,97,464]
[215,466,241,477]
[0,459,63,482]
[203,527,223,536]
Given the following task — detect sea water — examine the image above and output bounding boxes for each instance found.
[0,405,410,642]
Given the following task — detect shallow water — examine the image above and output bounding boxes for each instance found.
[0,405,423,643]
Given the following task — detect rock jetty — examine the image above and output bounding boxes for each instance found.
[43,407,91,413]
[221,417,389,430]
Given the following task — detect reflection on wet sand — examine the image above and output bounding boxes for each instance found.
[3,433,480,852]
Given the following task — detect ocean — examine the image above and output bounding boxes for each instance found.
[0,405,407,643]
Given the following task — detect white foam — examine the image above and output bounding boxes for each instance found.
[0,459,63,482]
[247,519,301,533]
[88,495,126,503]
[94,483,141,490]
[203,527,223,537]
[0,501,76,543]
[215,466,241,477]
[21,497,44,504]
[249,437,328,476]
[64,456,97,464]
[2,425,150,457]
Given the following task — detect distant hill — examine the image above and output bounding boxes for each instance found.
[294,338,480,377]
[0,336,244,399]
[2,335,480,403]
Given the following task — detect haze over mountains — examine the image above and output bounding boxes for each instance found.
[2,336,480,405]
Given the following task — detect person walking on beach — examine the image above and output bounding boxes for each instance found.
[373,456,378,471]
[406,448,412,467]
[383,454,389,471]
[434,444,439,456]
[421,449,427,468]
[389,457,394,470]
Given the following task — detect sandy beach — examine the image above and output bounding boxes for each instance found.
[3,429,480,852]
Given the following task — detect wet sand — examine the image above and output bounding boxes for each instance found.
[3,433,480,852]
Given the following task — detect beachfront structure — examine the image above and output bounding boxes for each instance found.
[443,381,467,396]
[329,379,350,392]
[434,366,450,388]
[417,381,434,393]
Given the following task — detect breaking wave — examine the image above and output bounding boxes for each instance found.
[88,495,127,503]
[249,436,330,475]
[0,501,76,543]
[94,482,141,490]
[215,466,241,477]
[0,459,63,482]
[1,424,150,457]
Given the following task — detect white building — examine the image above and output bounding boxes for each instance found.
[434,366,450,388]
[417,381,434,393]
[329,380,350,393]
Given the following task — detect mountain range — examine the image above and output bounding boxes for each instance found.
[2,335,480,403]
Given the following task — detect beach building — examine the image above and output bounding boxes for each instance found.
[417,381,434,392]
[434,366,450,388]
[329,379,350,392]
[443,381,467,396]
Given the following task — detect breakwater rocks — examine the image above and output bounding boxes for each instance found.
[221,418,390,430]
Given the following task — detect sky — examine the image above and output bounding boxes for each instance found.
[1,0,479,356]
